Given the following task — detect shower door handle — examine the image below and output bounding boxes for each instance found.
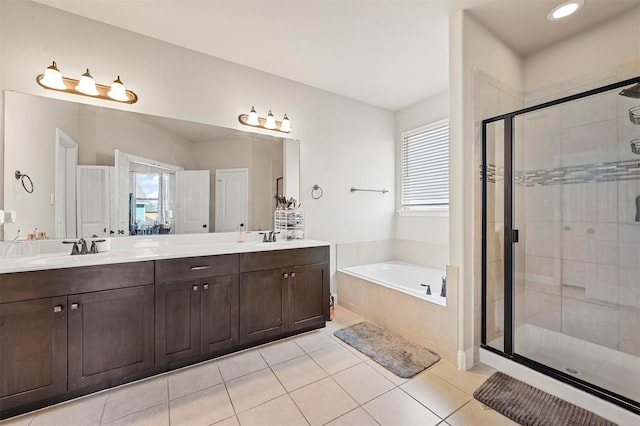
[508,228,519,244]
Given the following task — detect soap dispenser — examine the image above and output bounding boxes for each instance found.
[236,223,245,242]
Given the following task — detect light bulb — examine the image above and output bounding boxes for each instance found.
[107,76,128,101]
[40,61,66,90]
[265,110,277,129]
[247,106,259,125]
[75,69,99,96]
[280,114,292,132]
[547,0,584,20]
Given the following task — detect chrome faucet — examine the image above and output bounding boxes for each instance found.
[62,238,89,255]
[259,231,280,242]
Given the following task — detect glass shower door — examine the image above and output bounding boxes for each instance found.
[511,83,640,407]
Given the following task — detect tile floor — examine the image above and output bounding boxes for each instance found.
[0,306,517,426]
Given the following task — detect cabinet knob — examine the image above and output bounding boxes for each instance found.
[203,284,209,290]
[70,303,79,310]
[290,272,296,278]
[53,305,63,313]
[193,285,199,291]
[283,273,289,279]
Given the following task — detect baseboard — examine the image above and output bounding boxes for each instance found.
[457,347,474,370]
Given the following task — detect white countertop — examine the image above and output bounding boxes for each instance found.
[0,234,330,274]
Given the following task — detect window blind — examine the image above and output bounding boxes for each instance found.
[400,120,449,207]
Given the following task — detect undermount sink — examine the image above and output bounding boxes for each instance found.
[253,240,297,247]
[11,252,108,266]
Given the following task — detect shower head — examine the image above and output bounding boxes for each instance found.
[619,82,640,98]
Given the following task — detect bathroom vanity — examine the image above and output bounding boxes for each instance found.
[0,238,330,419]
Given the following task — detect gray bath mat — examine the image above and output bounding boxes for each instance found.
[333,322,440,378]
[474,372,617,426]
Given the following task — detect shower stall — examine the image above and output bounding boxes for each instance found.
[481,76,640,414]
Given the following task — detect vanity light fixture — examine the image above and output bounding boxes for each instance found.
[547,0,584,20]
[238,107,292,133]
[264,110,277,129]
[36,61,138,104]
[75,69,99,96]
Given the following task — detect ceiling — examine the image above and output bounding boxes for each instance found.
[33,0,640,112]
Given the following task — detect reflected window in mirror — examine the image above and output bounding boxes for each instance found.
[131,171,174,235]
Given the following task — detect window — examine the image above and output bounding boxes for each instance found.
[400,119,449,209]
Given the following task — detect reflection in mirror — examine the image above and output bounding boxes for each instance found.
[3,91,299,240]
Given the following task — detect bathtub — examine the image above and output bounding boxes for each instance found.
[339,261,446,307]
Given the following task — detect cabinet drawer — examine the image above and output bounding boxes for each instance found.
[240,247,329,273]
[155,254,239,283]
[0,262,154,304]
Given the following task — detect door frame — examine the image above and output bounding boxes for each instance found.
[54,128,78,239]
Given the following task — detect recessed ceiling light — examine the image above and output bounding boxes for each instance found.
[547,0,585,20]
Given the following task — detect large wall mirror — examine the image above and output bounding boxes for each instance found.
[3,91,300,240]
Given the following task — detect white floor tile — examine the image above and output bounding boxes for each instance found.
[332,363,395,404]
[31,393,108,426]
[290,377,358,426]
[211,416,240,426]
[294,330,340,354]
[259,339,306,366]
[446,400,519,426]
[168,360,222,400]
[225,368,286,413]
[271,354,328,391]
[101,403,168,426]
[401,372,471,419]
[363,388,441,426]
[168,383,234,426]
[325,407,379,426]
[218,350,268,381]
[428,362,495,396]
[308,344,362,375]
[101,376,167,423]
[237,395,308,426]
[365,359,409,386]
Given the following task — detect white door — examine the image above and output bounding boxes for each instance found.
[76,166,112,238]
[175,170,210,233]
[114,149,131,236]
[215,168,248,232]
[55,128,78,239]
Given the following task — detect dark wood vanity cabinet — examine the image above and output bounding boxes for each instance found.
[0,262,154,416]
[239,247,329,344]
[154,255,239,366]
[0,296,67,411]
[67,285,154,391]
[0,246,329,420]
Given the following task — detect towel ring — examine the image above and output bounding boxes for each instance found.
[15,170,34,193]
[311,184,323,200]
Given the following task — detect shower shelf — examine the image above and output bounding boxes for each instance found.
[630,105,640,125]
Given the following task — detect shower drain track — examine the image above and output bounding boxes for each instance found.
[564,367,580,375]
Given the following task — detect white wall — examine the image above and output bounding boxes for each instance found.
[0,0,395,247]
[394,91,449,269]
[190,138,283,232]
[525,6,640,93]
[450,11,524,368]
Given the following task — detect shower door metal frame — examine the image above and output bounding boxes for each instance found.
[481,76,640,415]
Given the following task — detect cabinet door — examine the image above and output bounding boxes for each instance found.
[239,269,288,343]
[0,297,67,413]
[155,280,201,366]
[201,275,239,354]
[68,286,154,391]
[288,264,329,331]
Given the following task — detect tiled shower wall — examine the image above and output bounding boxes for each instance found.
[520,61,640,355]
